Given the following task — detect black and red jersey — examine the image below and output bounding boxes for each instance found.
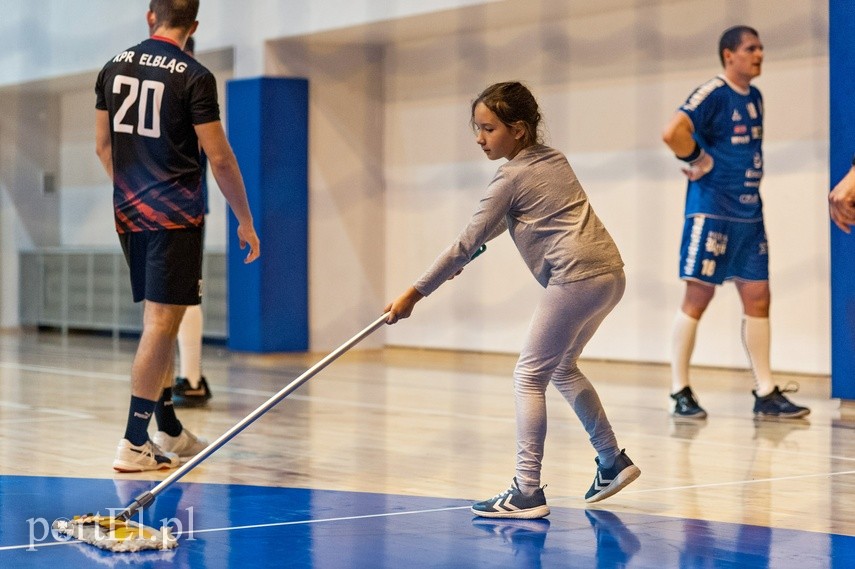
[95,36,219,233]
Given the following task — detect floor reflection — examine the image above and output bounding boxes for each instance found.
[2,476,854,568]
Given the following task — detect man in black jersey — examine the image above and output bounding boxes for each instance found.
[95,0,260,472]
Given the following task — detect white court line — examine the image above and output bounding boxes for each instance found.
[6,464,855,553]
[0,399,95,424]
[0,541,77,552]
[0,361,517,424]
[0,504,472,552]
[189,504,472,535]
[4,471,855,551]
[8,467,855,552]
[0,417,96,425]
[0,362,126,382]
[550,468,855,503]
[4,360,855,461]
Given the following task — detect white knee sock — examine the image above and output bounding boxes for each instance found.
[177,305,203,387]
[671,311,699,394]
[742,315,774,396]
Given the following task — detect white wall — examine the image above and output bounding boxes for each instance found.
[383,0,830,374]
[0,0,495,86]
[265,40,387,349]
[0,86,61,327]
[0,0,833,374]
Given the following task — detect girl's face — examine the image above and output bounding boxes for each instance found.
[472,102,525,161]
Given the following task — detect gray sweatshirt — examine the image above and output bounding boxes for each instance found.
[414,144,623,296]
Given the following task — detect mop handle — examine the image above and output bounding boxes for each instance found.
[117,245,488,521]
[117,312,390,521]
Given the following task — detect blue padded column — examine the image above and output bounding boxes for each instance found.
[226,77,308,352]
[830,1,855,399]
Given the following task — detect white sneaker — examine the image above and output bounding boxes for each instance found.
[152,429,208,462]
[113,439,179,473]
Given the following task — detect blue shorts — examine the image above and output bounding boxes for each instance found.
[678,215,768,284]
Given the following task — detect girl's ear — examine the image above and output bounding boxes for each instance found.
[513,122,526,140]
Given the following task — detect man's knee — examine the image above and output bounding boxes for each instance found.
[143,302,187,336]
[737,281,770,316]
[681,282,715,319]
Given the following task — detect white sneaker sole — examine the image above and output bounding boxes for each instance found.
[585,465,641,503]
[112,460,176,473]
[152,432,208,462]
[754,410,810,419]
[470,505,550,519]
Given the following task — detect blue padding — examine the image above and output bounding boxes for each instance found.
[829,1,855,399]
[226,77,309,352]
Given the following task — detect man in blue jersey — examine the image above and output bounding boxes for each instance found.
[661,25,809,420]
[95,0,260,471]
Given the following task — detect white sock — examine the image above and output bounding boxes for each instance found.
[177,305,203,388]
[671,311,699,394]
[742,315,774,396]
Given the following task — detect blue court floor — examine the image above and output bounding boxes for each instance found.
[1,475,853,568]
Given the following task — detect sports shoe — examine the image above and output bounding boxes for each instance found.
[670,386,707,419]
[152,428,208,462]
[471,478,550,519]
[113,439,179,473]
[752,384,810,419]
[173,376,212,408]
[585,449,641,503]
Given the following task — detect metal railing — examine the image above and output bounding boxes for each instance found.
[19,249,227,338]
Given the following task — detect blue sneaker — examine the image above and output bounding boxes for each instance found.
[585,450,641,503]
[753,384,810,418]
[671,386,707,419]
[471,478,550,519]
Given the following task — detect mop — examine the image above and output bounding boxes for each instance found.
[52,312,387,551]
[52,514,178,552]
[53,244,486,552]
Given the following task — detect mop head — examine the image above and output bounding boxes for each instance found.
[52,514,178,552]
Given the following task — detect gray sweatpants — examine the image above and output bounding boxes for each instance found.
[514,269,625,489]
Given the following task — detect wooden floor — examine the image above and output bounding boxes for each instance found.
[1,326,854,565]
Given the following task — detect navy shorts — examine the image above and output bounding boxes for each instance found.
[119,228,203,305]
[678,215,768,284]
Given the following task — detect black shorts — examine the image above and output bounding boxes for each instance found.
[119,228,203,305]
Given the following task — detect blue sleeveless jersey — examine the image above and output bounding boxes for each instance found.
[679,76,764,221]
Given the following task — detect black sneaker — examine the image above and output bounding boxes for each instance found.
[670,386,707,419]
[471,478,550,519]
[752,384,810,419]
[585,449,641,503]
[173,376,212,408]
